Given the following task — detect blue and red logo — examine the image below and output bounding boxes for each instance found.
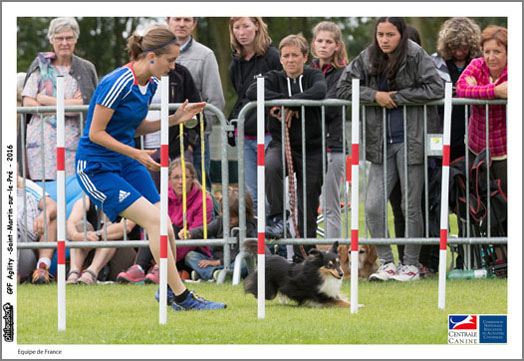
[449,315,478,330]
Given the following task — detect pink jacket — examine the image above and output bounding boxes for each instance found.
[456,57,507,157]
[168,182,213,262]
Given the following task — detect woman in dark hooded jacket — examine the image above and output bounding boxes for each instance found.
[228,17,282,212]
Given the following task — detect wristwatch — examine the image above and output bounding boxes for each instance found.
[95,230,102,239]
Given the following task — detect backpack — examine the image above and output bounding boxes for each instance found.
[450,149,507,238]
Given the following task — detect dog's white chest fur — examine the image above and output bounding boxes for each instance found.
[317,277,342,298]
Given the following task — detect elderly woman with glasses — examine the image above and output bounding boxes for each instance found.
[22,17,98,182]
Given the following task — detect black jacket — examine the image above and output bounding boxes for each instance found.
[188,216,256,266]
[246,66,327,150]
[167,64,202,158]
[312,59,346,150]
[228,45,282,137]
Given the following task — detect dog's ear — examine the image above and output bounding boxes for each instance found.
[329,241,339,254]
[307,248,324,265]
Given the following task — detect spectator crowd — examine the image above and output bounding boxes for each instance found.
[17,16,507,287]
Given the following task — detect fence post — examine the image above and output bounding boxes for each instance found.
[56,76,66,331]
[256,77,266,319]
[438,82,453,309]
[350,79,360,314]
[159,75,169,324]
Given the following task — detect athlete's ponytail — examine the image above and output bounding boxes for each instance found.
[126,25,178,61]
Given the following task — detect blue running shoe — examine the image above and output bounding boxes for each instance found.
[171,290,227,311]
[154,286,175,305]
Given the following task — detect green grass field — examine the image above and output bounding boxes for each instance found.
[17,276,507,345]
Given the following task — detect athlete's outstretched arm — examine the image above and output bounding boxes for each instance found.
[134,100,206,136]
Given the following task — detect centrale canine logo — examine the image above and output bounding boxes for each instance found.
[449,315,477,330]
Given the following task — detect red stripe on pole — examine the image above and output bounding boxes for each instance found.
[161,145,169,168]
[57,241,65,264]
[56,148,65,171]
[439,229,448,250]
[442,145,450,167]
[257,232,265,255]
[351,229,359,251]
[160,235,168,258]
[257,144,265,166]
[351,144,359,165]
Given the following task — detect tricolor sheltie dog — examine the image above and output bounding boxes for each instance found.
[244,242,353,308]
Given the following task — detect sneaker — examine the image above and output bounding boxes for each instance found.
[171,290,227,311]
[190,270,200,281]
[154,286,175,306]
[144,265,159,284]
[116,265,145,284]
[369,262,397,282]
[31,266,53,284]
[391,264,420,282]
[179,270,190,280]
[265,216,289,239]
[212,269,221,282]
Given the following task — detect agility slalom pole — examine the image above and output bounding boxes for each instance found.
[350,79,360,314]
[256,77,266,319]
[180,124,188,239]
[438,82,453,309]
[200,112,207,239]
[56,76,66,331]
[159,76,169,324]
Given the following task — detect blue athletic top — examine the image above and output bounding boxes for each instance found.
[76,63,159,162]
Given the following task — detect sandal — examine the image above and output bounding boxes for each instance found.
[66,270,81,284]
[77,269,97,285]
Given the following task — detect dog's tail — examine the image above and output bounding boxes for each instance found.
[243,269,258,298]
[242,239,271,256]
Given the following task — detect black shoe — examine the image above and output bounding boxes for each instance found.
[265,216,289,239]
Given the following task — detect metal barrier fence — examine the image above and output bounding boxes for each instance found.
[16,97,507,282]
[233,97,507,283]
[16,103,236,283]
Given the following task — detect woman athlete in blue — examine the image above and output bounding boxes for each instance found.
[75,25,226,311]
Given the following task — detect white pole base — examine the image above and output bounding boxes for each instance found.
[350,250,359,314]
[438,249,447,309]
[57,263,66,331]
[159,258,168,324]
[257,254,265,319]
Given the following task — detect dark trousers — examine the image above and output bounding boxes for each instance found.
[265,140,323,254]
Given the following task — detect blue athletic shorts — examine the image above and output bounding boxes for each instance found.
[75,157,160,223]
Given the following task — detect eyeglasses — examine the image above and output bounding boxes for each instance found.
[170,175,192,181]
[53,36,75,43]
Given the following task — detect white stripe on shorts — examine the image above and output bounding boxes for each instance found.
[76,160,107,203]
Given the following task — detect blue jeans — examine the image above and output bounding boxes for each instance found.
[184,251,247,281]
[193,136,212,192]
[241,135,272,213]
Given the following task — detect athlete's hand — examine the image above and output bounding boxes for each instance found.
[133,149,160,171]
[169,100,206,126]
[375,91,397,109]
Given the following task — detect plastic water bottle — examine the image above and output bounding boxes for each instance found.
[447,269,495,280]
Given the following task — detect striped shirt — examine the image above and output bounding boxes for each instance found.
[456,57,507,157]
[76,63,159,162]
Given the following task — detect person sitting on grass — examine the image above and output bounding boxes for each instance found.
[65,196,139,285]
[181,188,256,281]
[17,174,57,284]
